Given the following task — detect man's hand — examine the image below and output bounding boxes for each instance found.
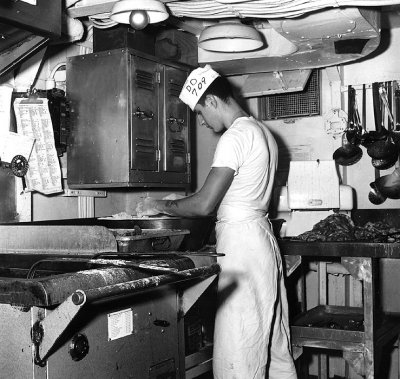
[135,197,160,218]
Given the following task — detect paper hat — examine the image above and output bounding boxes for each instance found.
[179,65,220,111]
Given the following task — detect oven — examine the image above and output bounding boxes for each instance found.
[0,220,219,378]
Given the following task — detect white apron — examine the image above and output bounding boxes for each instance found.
[210,117,297,378]
[212,209,297,379]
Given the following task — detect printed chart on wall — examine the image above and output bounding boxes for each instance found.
[13,98,62,195]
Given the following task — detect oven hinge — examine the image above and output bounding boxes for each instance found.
[186,153,191,164]
[155,71,161,83]
[31,292,87,366]
[156,149,161,161]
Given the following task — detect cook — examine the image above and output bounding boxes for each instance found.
[136,65,297,379]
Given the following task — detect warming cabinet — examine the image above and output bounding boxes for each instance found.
[66,49,191,189]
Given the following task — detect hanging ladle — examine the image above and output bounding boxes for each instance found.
[373,167,400,199]
[370,89,399,170]
[363,82,389,147]
[333,86,363,166]
[367,84,398,166]
[371,155,398,170]
[390,83,400,145]
[371,85,400,199]
[345,86,363,146]
[368,181,387,205]
[360,83,376,148]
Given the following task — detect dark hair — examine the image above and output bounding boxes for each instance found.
[197,76,234,106]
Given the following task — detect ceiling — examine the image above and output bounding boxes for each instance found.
[66,1,400,33]
[66,1,400,75]
[3,1,400,79]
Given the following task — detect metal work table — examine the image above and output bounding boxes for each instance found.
[281,240,400,259]
[279,239,400,379]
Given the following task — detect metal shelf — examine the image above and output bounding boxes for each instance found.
[280,241,400,378]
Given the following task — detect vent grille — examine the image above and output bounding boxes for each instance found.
[169,138,186,154]
[168,80,183,98]
[259,70,320,120]
[135,70,155,91]
[135,137,155,155]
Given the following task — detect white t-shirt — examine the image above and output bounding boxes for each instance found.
[212,116,278,222]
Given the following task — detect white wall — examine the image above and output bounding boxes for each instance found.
[249,27,400,211]
[193,68,337,193]
[27,26,400,219]
[342,27,400,209]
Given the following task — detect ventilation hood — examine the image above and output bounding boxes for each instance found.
[192,6,380,95]
[69,2,382,80]
[168,3,380,95]
[66,2,383,96]
[196,7,380,76]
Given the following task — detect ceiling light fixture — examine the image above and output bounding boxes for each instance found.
[110,0,169,30]
[198,22,263,52]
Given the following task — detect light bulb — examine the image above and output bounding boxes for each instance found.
[129,10,149,30]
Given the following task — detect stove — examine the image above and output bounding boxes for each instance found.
[0,222,219,378]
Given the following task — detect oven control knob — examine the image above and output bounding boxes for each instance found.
[69,333,89,361]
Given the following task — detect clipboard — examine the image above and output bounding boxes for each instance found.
[19,98,44,104]
[13,97,63,195]
[18,91,45,104]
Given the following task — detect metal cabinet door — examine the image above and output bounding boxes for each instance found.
[163,65,190,173]
[67,51,131,186]
[130,55,159,171]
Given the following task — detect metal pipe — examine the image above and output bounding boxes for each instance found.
[72,263,221,305]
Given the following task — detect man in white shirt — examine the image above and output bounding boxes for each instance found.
[136,65,297,379]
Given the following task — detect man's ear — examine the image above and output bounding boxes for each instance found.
[205,94,217,108]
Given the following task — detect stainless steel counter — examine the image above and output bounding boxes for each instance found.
[279,239,400,258]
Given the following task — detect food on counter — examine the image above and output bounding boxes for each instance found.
[99,212,172,220]
[295,214,355,242]
[295,213,400,242]
[99,212,138,220]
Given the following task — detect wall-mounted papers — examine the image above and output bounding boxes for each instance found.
[13,98,62,195]
[0,131,34,164]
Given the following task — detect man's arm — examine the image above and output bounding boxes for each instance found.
[138,167,234,217]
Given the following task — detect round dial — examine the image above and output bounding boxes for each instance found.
[10,155,29,177]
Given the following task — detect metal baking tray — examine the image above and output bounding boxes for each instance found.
[110,228,190,253]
